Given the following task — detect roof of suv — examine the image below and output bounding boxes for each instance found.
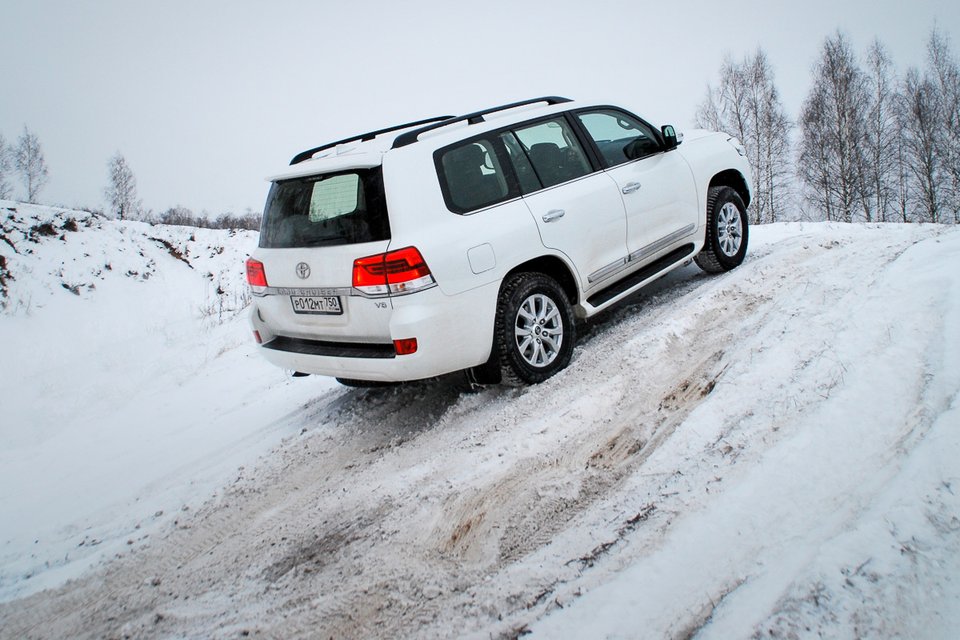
[270,96,600,182]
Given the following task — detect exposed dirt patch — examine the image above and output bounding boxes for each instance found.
[148,237,193,269]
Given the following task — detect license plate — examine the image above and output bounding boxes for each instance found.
[290,295,343,315]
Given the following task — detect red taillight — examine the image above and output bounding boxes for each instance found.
[352,254,391,295]
[393,338,418,355]
[246,258,268,287]
[352,247,435,296]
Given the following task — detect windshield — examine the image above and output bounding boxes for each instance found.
[259,167,390,248]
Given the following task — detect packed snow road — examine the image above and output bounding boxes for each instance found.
[1,215,959,639]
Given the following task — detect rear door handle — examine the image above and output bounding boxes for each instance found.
[542,209,565,223]
[621,182,642,194]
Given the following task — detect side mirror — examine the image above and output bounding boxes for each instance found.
[661,125,682,150]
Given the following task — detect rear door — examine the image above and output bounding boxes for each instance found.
[503,117,628,292]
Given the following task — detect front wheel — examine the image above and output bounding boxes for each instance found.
[495,273,576,385]
[695,186,749,273]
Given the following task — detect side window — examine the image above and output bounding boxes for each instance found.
[499,131,541,194]
[512,118,592,189]
[438,139,510,213]
[576,110,661,166]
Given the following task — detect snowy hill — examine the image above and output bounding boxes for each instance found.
[0,205,958,639]
[0,201,335,598]
[0,200,251,315]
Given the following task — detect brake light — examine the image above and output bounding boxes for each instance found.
[393,338,418,355]
[246,258,268,288]
[352,247,436,296]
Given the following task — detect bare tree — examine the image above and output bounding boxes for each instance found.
[694,82,725,133]
[0,134,12,200]
[893,118,913,223]
[750,52,794,223]
[797,85,838,220]
[901,67,944,223]
[14,126,49,204]
[104,153,141,220]
[697,56,750,143]
[862,40,899,222]
[797,32,870,223]
[927,28,960,223]
[696,49,792,223]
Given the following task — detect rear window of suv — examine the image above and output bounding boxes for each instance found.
[259,167,390,248]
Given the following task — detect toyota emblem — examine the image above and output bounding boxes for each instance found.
[295,262,311,279]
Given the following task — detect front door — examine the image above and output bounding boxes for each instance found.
[574,109,699,263]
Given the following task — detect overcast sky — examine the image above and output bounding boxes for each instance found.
[1,0,958,216]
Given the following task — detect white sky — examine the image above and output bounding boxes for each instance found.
[1,0,958,216]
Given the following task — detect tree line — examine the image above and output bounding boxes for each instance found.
[0,132,260,231]
[153,204,261,231]
[697,27,960,225]
[100,154,261,230]
[6,28,958,228]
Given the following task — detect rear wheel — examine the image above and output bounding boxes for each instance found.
[495,273,576,385]
[695,186,749,273]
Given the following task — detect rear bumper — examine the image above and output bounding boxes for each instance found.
[262,335,396,359]
[249,282,498,382]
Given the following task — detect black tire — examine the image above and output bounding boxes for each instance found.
[694,186,749,273]
[495,272,576,385]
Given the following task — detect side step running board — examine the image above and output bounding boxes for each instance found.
[586,244,695,308]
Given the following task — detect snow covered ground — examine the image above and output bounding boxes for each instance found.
[0,201,958,639]
[0,201,338,599]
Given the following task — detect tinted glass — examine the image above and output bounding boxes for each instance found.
[577,110,661,166]
[259,168,390,248]
[500,131,541,194]
[438,139,510,213]
[512,118,592,188]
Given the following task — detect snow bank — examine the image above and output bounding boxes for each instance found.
[0,201,339,600]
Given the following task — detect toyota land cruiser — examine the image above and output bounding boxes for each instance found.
[246,96,751,385]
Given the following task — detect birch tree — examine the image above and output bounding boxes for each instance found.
[862,40,899,222]
[751,52,794,223]
[0,134,12,200]
[797,32,870,223]
[797,85,837,221]
[927,28,960,223]
[104,153,140,220]
[901,68,944,223]
[696,49,792,223]
[14,126,49,204]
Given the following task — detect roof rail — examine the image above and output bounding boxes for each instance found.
[391,96,572,149]
[289,115,455,165]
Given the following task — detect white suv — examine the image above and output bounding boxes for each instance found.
[246,97,751,385]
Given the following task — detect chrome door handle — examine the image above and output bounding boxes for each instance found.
[621,182,642,194]
[542,209,565,223]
